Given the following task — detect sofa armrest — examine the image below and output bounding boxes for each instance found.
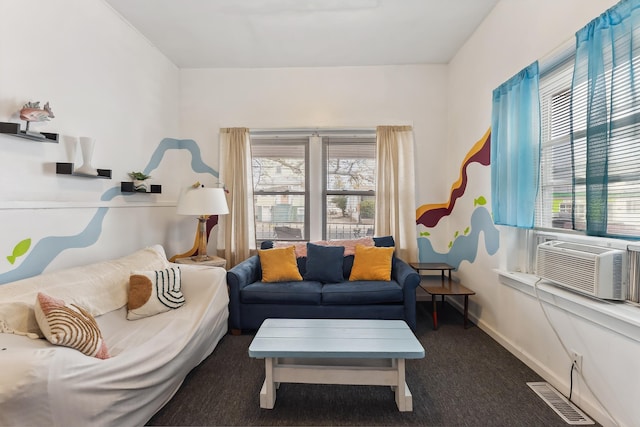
[392,258,420,331]
[226,256,261,331]
[226,256,261,290]
[174,263,227,292]
[392,257,420,290]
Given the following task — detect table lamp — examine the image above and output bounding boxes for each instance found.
[177,185,229,262]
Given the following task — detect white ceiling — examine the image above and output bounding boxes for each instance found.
[104,0,498,69]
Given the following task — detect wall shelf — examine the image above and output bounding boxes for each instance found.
[0,122,58,143]
[121,182,161,193]
[56,162,112,179]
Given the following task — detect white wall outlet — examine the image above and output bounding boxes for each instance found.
[571,350,583,373]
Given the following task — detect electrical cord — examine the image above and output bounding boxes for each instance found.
[569,361,575,400]
[532,277,620,427]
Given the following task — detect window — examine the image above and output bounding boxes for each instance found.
[512,2,640,306]
[536,41,640,238]
[251,132,376,243]
[324,139,376,240]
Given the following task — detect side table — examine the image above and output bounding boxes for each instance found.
[409,262,454,279]
[174,256,227,268]
[410,262,475,330]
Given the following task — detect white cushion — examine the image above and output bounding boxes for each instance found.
[0,246,169,336]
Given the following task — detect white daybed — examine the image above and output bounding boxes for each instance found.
[0,245,229,427]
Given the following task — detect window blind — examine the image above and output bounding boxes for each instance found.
[536,13,640,239]
[536,56,577,230]
[572,8,640,238]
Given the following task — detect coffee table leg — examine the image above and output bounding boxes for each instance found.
[394,358,412,412]
[260,357,276,409]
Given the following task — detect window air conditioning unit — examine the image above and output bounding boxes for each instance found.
[536,240,627,300]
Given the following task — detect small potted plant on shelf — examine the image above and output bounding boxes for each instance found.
[128,171,151,192]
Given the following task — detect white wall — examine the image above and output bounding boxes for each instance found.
[0,0,186,281]
[3,1,636,423]
[447,1,639,426]
[179,65,450,205]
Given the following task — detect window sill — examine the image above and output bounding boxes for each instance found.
[497,270,640,343]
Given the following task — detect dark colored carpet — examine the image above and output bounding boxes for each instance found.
[148,303,596,426]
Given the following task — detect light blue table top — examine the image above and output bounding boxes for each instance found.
[248,318,425,359]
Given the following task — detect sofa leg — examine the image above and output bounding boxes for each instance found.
[231,328,242,336]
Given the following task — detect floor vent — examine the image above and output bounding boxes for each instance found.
[527,382,594,425]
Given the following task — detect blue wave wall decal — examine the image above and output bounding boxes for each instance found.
[418,207,499,269]
[0,208,109,283]
[145,138,218,178]
[0,138,218,284]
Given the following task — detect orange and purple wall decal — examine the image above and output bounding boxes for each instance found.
[416,129,499,267]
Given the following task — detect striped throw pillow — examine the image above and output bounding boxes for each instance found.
[127,267,185,320]
[34,292,110,359]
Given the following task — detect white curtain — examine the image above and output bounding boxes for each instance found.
[218,127,255,268]
[375,125,418,262]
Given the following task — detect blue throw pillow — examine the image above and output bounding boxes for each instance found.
[343,255,355,279]
[304,243,345,283]
[260,240,274,249]
[374,235,395,247]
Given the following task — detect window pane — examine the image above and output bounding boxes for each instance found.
[604,119,640,237]
[251,139,307,242]
[326,141,376,192]
[607,181,640,237]
[326,195,375,240]
[252,142,305,192]
[536,55,576,231]
[254,194,305,241]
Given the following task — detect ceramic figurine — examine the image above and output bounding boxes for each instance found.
[19,101,55,122]
[75,137,98,176]
[19,101,55,138]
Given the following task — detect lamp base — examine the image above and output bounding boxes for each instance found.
[190,254,212,262]
[193,215,210,261]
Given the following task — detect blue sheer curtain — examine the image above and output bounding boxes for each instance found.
[491,62,541,228]
[572,0,640,236]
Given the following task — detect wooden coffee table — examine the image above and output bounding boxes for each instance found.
[248,318,425,411]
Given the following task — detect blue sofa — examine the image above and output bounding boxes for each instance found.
[226,239,420,333]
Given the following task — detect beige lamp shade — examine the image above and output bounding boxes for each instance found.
[177,187,229,216]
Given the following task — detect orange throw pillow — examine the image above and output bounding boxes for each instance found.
[349,244,394,281]
[258,246,303,282]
